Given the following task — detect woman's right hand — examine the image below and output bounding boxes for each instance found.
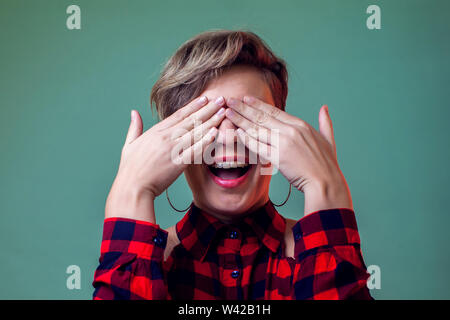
[105,95,226,223]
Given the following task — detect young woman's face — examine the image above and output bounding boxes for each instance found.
[184,65,276,222]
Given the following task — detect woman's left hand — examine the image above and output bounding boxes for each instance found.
[225,96,353,216]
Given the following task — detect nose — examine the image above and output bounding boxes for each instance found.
[215,112,238,145]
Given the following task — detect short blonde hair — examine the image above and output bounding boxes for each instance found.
[150,30,288,120]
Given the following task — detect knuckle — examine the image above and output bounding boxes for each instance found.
[211,113,221,124]
[183,115,197,128]
[285,126,299,139]
[296,119,307,127]
[169,127,184,141]
[184,114,193,124]
[255,111,268,124]
[161,132,169,141]
[172,110,184,122]
[247,127,257,137]
[268,108,281,118]
[251,123,259,134]
[193,128,203,141]
[303,124,313,134]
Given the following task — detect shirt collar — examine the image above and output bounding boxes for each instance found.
[175,201,286,262]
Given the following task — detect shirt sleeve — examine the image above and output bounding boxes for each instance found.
[92,217,169,300]
[291,208,373,300]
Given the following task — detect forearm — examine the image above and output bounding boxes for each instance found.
[303,174,353,216]
[105,176,156,223]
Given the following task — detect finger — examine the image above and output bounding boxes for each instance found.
[179,127,218,165]
[176,106,225,147]
[225,108,278,145]
[318,105,337,157]
[175,96,225,132]
[156,95,209,130]
[226,97,285,130]
[125,110,143,144]
[242,96,300,125]
[235,128,275,164]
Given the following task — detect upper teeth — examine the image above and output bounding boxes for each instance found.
[213,162,248,169]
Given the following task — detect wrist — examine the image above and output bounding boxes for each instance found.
[105,177,156,223]
[303,176,353,216]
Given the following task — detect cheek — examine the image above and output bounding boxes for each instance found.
[184,165,207,191]
[250,166,272,191]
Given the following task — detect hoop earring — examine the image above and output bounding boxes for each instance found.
[166,188,191,213]
[272,184,292,207]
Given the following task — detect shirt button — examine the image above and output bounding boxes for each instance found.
[231,270,240,279]
[229,231,239,239]
[153,235,163,246]
[294,232,301,241]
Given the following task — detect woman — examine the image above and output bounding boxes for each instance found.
[93,30,372,300]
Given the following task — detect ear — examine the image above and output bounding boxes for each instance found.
[318,105,337,158]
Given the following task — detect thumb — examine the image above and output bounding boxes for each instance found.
[319,105,337,157]
[125,110,143,144]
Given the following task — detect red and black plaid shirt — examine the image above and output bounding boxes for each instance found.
[92,201,372,300]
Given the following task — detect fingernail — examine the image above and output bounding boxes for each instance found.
[207,127,217,138]
[226,108,235,117]
[243,96,254,104]
[199,96,208,104]
[227,98,238,106]
[131,110,136,121]
[215,96,224,105]
[216,107,225,116]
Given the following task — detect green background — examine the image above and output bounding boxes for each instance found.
[1,0,449,299]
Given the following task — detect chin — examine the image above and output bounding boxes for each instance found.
[185,158,271,218]
[203,192,255,216]
[201,165,270,216]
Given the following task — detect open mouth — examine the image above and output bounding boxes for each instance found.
[208,162,251,180]
[206,160,253,188]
